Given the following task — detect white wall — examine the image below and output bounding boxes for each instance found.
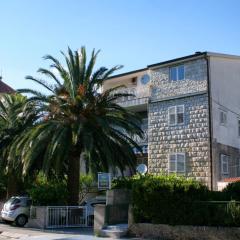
[210,56,240,148]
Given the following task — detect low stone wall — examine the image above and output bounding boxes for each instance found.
[129,223,240,240]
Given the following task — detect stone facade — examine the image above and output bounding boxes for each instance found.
[148,93,211,186]
[129,223,240,240]
[150,58,207,101]
[103,53,240,190]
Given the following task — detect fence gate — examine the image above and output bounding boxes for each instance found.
[46,206,92,228]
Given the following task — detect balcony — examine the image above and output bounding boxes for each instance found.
[114,87,150,108]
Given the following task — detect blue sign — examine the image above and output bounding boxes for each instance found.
[98,173,111,190]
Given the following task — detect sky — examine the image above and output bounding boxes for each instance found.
[1,0,240,91]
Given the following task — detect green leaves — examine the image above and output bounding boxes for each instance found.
[14,46,143,203]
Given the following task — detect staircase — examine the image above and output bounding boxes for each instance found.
[99,224,128,238]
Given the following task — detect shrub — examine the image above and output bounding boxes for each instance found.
[27,173,68,206]
[131,174,210,224]
[112,175,139,190]
[223,182,240,200]
[79,174,96,203]
[114,174,240,226]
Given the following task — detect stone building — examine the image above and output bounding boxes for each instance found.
[103,51,240,190]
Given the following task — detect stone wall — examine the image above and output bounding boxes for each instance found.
[129,223,240,240]
[148,93,211,186]
[150,58,207,101]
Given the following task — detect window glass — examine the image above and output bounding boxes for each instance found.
[169,153,185,173]
[169,105,184,125]
[170,67,177,81]
[178,65,185,80]
[6,197,20,205]
[169,154,176,172]
[177,154,185,172]
[177,113,184,124]
[237,158,240,177]
[238,120,240,137]
[221,154,229,174]
[169,114,176,125]
[220,110,227,125]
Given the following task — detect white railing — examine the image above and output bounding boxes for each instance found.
[114,87,150,107]
[46,206,91,228]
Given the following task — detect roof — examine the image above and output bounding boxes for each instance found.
[0,80,14,93]
[223,177,240,183]
[107,51,240,80]
[107,67,147,80]
[147,51,207,68]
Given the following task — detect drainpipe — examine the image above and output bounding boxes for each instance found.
[206,54,214,190]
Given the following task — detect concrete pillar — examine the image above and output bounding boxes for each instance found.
[94,204,106,234]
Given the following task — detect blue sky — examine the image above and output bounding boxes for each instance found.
[1,0,240,90]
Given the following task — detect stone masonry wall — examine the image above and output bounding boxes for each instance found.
[150,58,207,101]
[148,93,211,186]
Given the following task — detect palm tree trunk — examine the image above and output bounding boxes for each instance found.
[67,151,80,205]
[7,174,22,199]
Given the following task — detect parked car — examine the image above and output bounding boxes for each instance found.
[1,196,32,227]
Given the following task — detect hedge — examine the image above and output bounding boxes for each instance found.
[112,174,240,226]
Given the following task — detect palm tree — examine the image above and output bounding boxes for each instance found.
[18,47,143,205]
[0,94,37,198]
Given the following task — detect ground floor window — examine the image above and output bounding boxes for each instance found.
[221,154,229,175]
[169,153,185,173]
[236,158,240,177]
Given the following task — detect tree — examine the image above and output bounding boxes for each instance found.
[18,47,143,205]
[0,94,37,198]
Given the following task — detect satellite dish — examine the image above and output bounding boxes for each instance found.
[136,164,148,175]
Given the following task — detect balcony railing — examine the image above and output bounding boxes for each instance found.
[114,87,150,107]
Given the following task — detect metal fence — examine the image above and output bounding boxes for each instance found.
[46,206,93,228]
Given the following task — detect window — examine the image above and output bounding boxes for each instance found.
[220,110,227,126]
[168,105,184,125]
[170,65,185,81]
[236,158,240,177]
[169,153,186,173]
[221,154,229,175]
[238,119,240,137]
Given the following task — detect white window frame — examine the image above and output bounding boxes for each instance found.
[168,153,186,174]
[221,154,229,175]
[169,65,185,81]
[219,109,227,126]
[168,105,185,126]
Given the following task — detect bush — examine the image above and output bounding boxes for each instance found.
[112,175,138,189]
[27,173,68,206]
[114,174,240,226]
[79,174,96,203]
[223,182,240,200]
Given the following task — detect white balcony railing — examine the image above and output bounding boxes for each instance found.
[114,87,150,107]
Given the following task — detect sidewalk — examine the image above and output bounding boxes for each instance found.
[0,224,96,239]
[0,224,137,240]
